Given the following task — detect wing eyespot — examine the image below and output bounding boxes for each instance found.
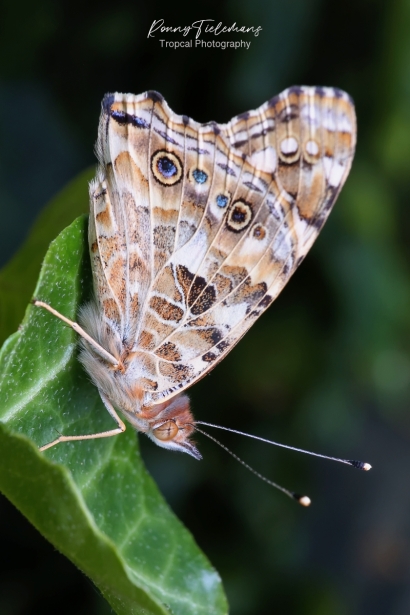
[151,150,183,186]
[191,168,208,184]
[216,193,230,208]
[303,139,321,164]
[279,136,300,164]
[252,223,266,240]
[226,199,253,233]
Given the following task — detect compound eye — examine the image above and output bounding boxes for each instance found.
[152,420,179,441]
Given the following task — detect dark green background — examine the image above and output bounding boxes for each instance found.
[1,1,410,614]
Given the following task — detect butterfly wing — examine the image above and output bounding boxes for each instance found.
[92,87,356,405]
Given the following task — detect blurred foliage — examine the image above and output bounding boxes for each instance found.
[1,0,410,614]
[0,168,93,345]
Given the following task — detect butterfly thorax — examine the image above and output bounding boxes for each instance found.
[77,300,200,458]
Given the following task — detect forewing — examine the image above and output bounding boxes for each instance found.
[90,93,155,343]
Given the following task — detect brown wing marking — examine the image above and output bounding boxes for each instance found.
[144,87,356,402]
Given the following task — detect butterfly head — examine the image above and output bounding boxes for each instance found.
[144,394,201,460]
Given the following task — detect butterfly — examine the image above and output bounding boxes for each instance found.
[35,86,356,461]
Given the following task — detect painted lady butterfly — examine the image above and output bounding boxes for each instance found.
[35,86,356,462]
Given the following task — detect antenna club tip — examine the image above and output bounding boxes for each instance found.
[349,459,372,471]
[294,494,311,507]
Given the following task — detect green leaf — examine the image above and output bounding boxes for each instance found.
[0,216,227,615]
[0,167,94,346]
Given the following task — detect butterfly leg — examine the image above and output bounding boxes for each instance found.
[32,299,119,367]
[39,392,126,451]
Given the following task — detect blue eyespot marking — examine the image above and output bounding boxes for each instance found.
[216,194,229,208]
[158,157,177,178]
[192,169,208,184]
[151,150,182,186]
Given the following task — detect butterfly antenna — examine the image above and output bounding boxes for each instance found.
[195,421,372,471]
[192,424,311,507]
